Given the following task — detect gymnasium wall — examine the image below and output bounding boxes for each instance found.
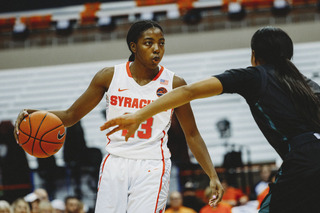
[0,21,320,70]
[1,39,320,169]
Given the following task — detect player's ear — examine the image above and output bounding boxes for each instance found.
[130,42,136,54]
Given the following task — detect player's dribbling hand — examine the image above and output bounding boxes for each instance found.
[208,177,224,207]
[14,109,29,144]
[100,113,140,141]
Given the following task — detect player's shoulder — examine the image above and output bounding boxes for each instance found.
[92,66,115,88]
[94,66,115,80]
[98,66,115,77]
[173,74,187,89]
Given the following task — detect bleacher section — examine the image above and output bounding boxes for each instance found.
[0,0,319,49]
[1,41,320,169]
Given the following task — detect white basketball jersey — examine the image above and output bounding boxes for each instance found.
[105,62,174,159]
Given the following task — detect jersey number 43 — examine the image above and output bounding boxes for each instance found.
[121,117,154,139]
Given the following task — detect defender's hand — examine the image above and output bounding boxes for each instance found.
[100,114,140,141]
[208,177,224,207]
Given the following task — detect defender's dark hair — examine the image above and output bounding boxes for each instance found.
[126,20,163,61]
[251,26,320,131]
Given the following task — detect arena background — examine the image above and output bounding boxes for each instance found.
[1,0,320,211]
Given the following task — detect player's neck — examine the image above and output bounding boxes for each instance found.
[129,61,159,85]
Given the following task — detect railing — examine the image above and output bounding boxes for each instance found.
[0,0,318,49]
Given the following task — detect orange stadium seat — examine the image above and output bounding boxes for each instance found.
[80,11,97,25]
[222,0,273,11]
[136,0,176,6]
[80,2,101,26]
[241,0,273,9]
[291,0,317,6]
[0,17,16,33]
[177,0,196,10]
[20,15,52,30]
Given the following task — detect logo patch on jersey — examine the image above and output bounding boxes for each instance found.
[160,79,169,85]
[156,87,167,97]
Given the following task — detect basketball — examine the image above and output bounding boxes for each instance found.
[18,110,66,158]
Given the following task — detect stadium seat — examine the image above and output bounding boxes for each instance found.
[0,17,16,33]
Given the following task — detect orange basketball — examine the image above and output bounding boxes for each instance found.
[18,110,66,158]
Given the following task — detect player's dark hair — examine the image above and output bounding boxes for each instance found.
[126,20,163,61]
[251,26,320,131]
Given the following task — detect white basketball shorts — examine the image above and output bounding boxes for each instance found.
[94,154,171,213]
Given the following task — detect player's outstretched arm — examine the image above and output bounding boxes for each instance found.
[14,67,113,143]
[173,75,224,206]
[174,103,224,206]
[100,77,223,140]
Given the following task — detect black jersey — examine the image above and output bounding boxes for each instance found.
[215,64,320,158]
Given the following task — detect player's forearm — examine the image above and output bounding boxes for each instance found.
[135,77,223,123]
[135,85,193,122]
[187,136,219,179]
[48,110,73,127]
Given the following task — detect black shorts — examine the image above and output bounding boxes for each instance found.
[260,133,320,213]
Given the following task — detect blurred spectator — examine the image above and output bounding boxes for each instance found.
[231,200,259,213]
[257,172,276,210]
[0,200,11,213]
[64,197,79,213]
[165,191,196,213]
[0,121,32,203]
[34,189,49,202]
[63,121,102,198]
[199,186,232,213]
[254,165,272,199]
[24,193,40,213]
[63,121,86,198]
[38,201,53,213]
[37,156,59,200]
[182,181,205,212]
[11,198,31,213]
[221,179,248,207]
[256,187,269,210]
[77,202,87,213]
[51,200,64,213]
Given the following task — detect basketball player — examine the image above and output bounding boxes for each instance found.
[14,20,223,212]
[102,26,320,213]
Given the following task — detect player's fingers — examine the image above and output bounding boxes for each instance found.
[208,189,218,207]
[209,194,220,207]
[106,126,122,136]
[209,198,215,207]
[125,129,136,142]
[212,196,220,207]
[14,109,29,143]
[13,127,19,143]
[209,181,224,207]
[125,134,130,142]
[100,121,113,131]
[14,120,19,137]
[100,123,108,131]
[100,118,119,130]
[213,188,224,207]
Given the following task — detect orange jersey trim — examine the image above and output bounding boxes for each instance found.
[154,130,166,213]
[97,153,110,191]
[126,61,164,81]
